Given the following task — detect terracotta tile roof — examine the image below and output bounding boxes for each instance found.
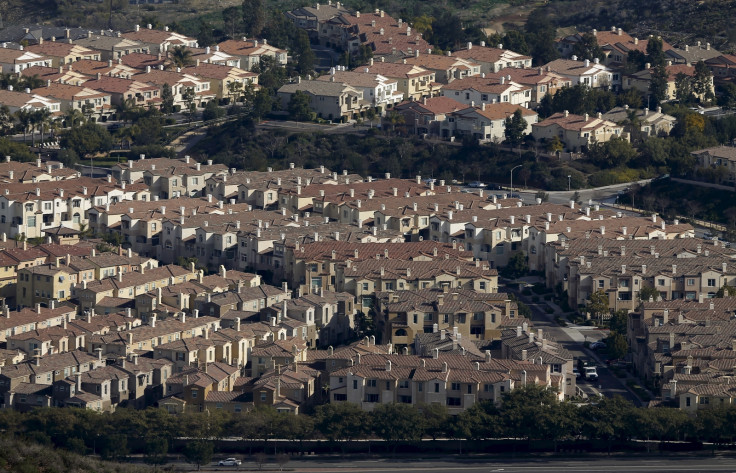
[82,75,157,94]
[120,52,166,70]
[395,96,464,115]
[182,63,256,81]
[362,62,432,79]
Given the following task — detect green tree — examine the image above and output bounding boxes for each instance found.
[587,289,610,324]
[675,72,694,103]
[608,309,628,335]
[242,0,265,37]
[371,403,423,446]
[143,435,168,469]
[418,403,450,440]
[716,283,736,298]
[639,283,659,303]
[161,83,175,115]
[500,251,528,279]
[294,30,316,75]
[60,122,112,157]
[183,87,198,124]
[202,100,225,121]
[649,63,669,106]
[0,105,13,135]
[524,14,559,65]
[222,5,242,38]
[183,440,213,471]
[692,60,714,103]
[572,32,604,62]
[314,403,368,445]
[588,136,637,168]
[15,109,34,143]
[607,332,629,360]
[454,400,501,440]
[287,90,313,122]
[169,45,194,69]
[646,36,666,68]
[504,108,527,147]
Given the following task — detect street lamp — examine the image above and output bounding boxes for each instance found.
[568,174,571,192]
[510,164,522,194]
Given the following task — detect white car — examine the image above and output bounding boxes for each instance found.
[218,458,242,466]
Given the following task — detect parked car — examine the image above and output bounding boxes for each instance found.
[468,181,486,188]
[218,458,242,466]
[590,341,607,350]
[584,366,599,381]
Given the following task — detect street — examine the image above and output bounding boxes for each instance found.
[502,282,642,405]
[191,455,736,472]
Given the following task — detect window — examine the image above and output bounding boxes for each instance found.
[687,278,695,286]
[700,396,709,405]
[479,282,486,290]
[362,283,369,291]
[353,380,358,389]
[191,390,197,398]
[686,397,691,407]
[367,379,377,387]
[366,394,379,402]
[658,279,665,286]
[417,382,423,392]
[484,384,492,392]
[707,279,717,287]
[451,382,460,391]
[260,392,267,401]
[447,397,461,406]
[598,280,604,288]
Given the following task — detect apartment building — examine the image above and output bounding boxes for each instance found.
[182,62,258,100]
[485,67,569,107]
[217,38,288,71]
[73,34,150,61]
[316,67,403,110]
[132,68,216,107]
[20,65,89,86]
[542,57,615,89]
[69,59,137,79]
[286,1,351,40]
[440,103,537,143]
[0,47,51,73]
[26,41,100,67]
[0,303,77,343]
[121,25,198,55]
[0,88,61,114]
[81,76,160,107]
[393,96,465,137]
[339,10,431,57]
[402,52,481,84]
[31,83,113,121]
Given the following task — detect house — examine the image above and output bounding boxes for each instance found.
[121,25,197,55]
[691,145,736,186]
[531,111,626,152]
[666,41,722,65]
[68,59,137,79]
[316,68,403,110]
[393,96,465,136]
[402,52,481,84]
[132,68,216,108]
[286,2,351,41]
[0,47,51,73]
[341,10,432,57]
[705,54,736,80]
[440,103,537,143]
[82,76,160,107]
[453,41,532,74]
[485,67,569,107]
[0,88,61,114]
[189,46,241,68]
[362,61,439,101]
[73,34,150,61]
[31,83,113,120]
[217,38,288,71]
[20,65,89,86]
[441,75,531,108]
[16,264,74,307]
[624,63,714,102]
[602,106,676,138]
[277,78,365,121]
[26,41,100,67]
[0,302,77,343]
[542,57,615,89]
[182,63,258,100]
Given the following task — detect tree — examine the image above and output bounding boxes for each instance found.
[587,136,637,168]
[646,36,666,68]
[34,108,52,144]
[169,45,194,69]
[572,32,604,62]
[314,403,368,446]
[692,60,714,103]
[675,72,694,103]
[535,190,549,202]
[242,0,265,37]
[649,63,669,106]
[246,86,273,121]
[15,109,34,143]
[639,283,660,303]
[608,333,629,360]
[386,111,405,134]
[716,283,736,298]
[183,440,213,471]
[546,135,564,154]
[294,30,316,75]
[60,122,112,157]
[371,403,423,446]
[222,5,242,38]
[0,105,13,136]
[418,403,450,440]
[202,100,225,121]
[161,83,175,115]
[587,289,610,324]
[183,87,197,124]
[500,251,528,279]
[365,107,377,128]
[287,90,313,122]
[143,435,168,469]
[524,14,559,65]
[608,309,628,335]
[504,109,527,147]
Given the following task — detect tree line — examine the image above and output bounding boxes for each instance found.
[3,386,736,464]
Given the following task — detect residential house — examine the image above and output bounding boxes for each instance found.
[543,57,615,89]
[182,63,258,100]
[0,47,51,73]
[132,68,216,108]
[453,41,532,74]
[316,68,403,110]
[277,78,365,121]
[531,111,626,151]
[441,75,531,108]
[73,34,150,61]
[121,25,197,55]
[440,103,537,143]
[363,61,439,101]
[217,38,288,71]
[602,106,676,138]
[82,76,160,107]
[402,52,481,84]
[32,83,113,121]
[692,145,736,186]
[393,96,464,136]
[26,41,100,67]
[0,88,61,114]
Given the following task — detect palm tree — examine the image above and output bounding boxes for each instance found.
[386,110,405,134]
[15,109,34,143]
[226,80,243,105]
[169,46,194,69]
[34,109,52,144]
[64,108,84,128]
[115,98,139,125]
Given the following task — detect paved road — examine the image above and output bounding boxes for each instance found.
[515,180,653,207]
[502,283,640,405]
[197,456,736,472]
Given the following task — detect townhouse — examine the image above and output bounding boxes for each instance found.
[277,78,365,121]
[440,103,538,143]
[189,46,241,68]
[217,38,288,71]
[20,65,89,86]
[286,1,351,41]
[0,46,51,73]
[624,63,714,102]
[453,41,533,74]
[374,288,515,349]
[110,155,226,194]
[196,284,290,318]
[26,40,100,67]
[363,61,439,101]
[665,41,722,65]
[68,59,137,79]
[531,111,626,152]
[316,67,403,110]
[121,25,198,55]
[441,74,532,108]
[120,52,168,71]
[328,351,556,412]
[485,67,569,107]
[0,303,77,343]
[160,363,240,412]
